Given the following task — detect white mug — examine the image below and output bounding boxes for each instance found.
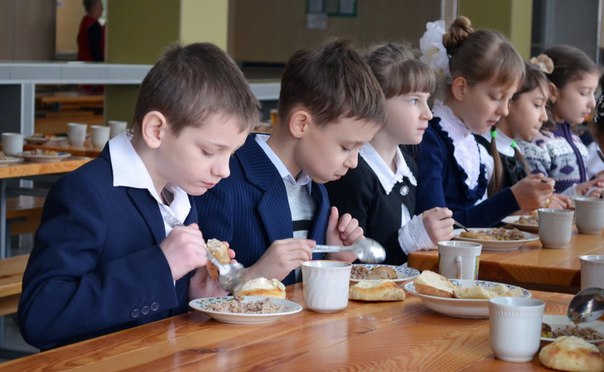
[538,208,575,249]
[108,120,128,138]
[580,255,604,290]
[1,132,24,156]
[301,260,351,313]
[67,123,88,147]
[574,197,604,234]
[489,297,545,362]
[438,241,482,280]
[90,125,110,149]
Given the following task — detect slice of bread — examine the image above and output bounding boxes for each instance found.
[234,278,286,299]
[539,336,604,371]
[206,239,230,280]
[413,270,457,298]
[349,280,406,302]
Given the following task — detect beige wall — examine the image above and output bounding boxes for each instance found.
[0,0,55,60]
[230,0,441,63]
[458,0,532,59]
[56,0,85,55]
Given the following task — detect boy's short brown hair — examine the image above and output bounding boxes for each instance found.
[278,38,385,127]
[132,42,260,136]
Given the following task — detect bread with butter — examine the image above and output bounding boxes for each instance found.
[349,280,405,302]
[206,239,231,280]
[413,270,457,298]
[234,277,286,299]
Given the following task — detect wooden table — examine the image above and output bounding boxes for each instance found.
[24,140,101,158]
[0,157,91,258]
[408,231,604,294]
[0,284,581,371]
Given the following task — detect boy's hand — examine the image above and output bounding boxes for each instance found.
[422,207,454,245]
[188,266,229,300]
[247,239,314,281]
[325,206,363,262]
[160,223,207,281]
[511,174,555,211]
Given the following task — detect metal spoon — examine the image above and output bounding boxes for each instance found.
[163,213,245,292]
[313,238,386,263]
[453,219,470,232]
[567,287,604,324]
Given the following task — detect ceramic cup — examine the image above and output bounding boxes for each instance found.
[580,255,604,290]
[301,260,351,313]
[489,297,545,363]
[90,125,110,149]
[67,122,88,147]
[537,208,575,249]
[438,240,482,280]
[574,197,604,234]
[1,132,23,156]
[108,120,128,138]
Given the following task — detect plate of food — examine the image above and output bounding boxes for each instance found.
[24,134,66,145]
[189,296,302,325]
[20,150,71,163]
[350,264,419,283]
[453,227,539,251]
[404,270,531,319]
[501,215,539,233]
[0,152,21,166]
[541,315,604,344]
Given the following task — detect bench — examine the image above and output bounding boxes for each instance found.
[0,254,28,316]
[6,195,45,236]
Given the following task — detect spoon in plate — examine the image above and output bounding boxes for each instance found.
[313,238,386,263]
[567,287,604,324]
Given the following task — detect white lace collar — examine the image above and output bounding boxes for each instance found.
[359,143,416,194]
[432,101,484,190]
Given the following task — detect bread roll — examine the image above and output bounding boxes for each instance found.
[349,280,406,301]
[539,336,604,371]
[234,278,286,299]
[413,270,457,298]
[206,239,230,280]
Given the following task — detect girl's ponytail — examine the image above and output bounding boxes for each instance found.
[488,128,504,197]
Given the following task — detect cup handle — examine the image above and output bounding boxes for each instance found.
[455,256,462,279]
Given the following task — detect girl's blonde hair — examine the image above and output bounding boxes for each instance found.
[488,62,550,196]
[365,42,436,99]
[443,16,525,89]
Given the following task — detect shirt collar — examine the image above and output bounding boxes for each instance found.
[108,132,190,223]
[360,143,417,194]
[255,134,312,191]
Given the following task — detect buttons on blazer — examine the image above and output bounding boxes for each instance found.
[150,301,159,312]
[141,305,150,315]
[130,308,140,318]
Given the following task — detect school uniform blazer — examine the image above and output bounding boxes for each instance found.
[415,119,519,227]
[18,146,195,350]
[196,134,329,285]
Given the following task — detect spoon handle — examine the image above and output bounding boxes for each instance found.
[312,244,351,253]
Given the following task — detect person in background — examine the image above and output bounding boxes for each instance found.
[584,73,604,179]
[520,45,604,198]
[415,16,554,227]
[477,59,571,209]
[77,0,105,62]
[325,42,454,265]
[19,43,260,350]
[196,38,386,284]
[591,93,604,172]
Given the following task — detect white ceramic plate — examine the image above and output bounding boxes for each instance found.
[541,314,604,344]
[452,228,539,251]
[189,296,303,325]
[501,215,539,233]
[404,279,531,319]
[350,264,419,283]
[0,156,22,167]
[20,151,71,163]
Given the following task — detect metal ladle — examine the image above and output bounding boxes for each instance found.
[313,238,386,263]
[567,287,604,324]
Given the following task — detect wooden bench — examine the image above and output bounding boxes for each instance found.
[6,195,45,236]
[0,254,29,316]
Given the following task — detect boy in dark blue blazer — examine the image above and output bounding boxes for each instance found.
[197,39,386,284]
[18,43,260,350]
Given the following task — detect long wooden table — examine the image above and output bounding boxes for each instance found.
[0,255,28,316]
[24,140,101,158]
[408,230,604,294]
[0,284,583,371]
[0,157,91,258]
